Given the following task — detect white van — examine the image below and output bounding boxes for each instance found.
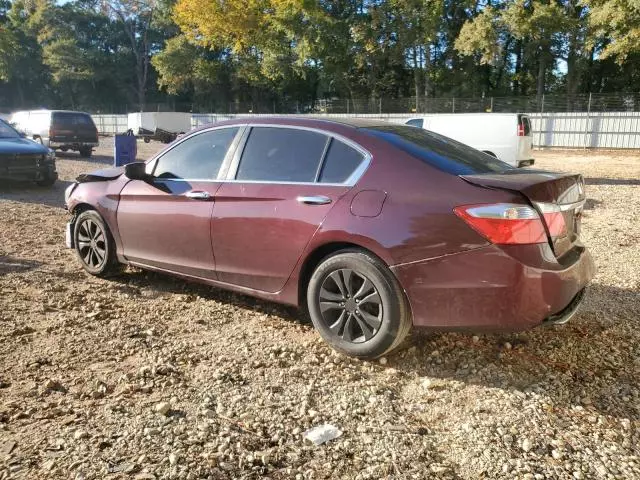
[405,113,534,167]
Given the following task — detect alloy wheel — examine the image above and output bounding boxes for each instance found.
[318,269,383,343]
[77,218,107,269]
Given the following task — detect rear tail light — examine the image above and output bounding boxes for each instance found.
[517,124,525,136]
[454,203,547,245]
[536,203,568,238]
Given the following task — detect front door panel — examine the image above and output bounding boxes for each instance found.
[117,179,221,279]
[212,183,348,292]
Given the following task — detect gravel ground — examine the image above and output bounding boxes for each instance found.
[0,140,638,480]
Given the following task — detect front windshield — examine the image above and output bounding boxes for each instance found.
[0,119,20,139]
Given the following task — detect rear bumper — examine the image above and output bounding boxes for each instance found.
[49,141,99,149]
[391,244,595,332]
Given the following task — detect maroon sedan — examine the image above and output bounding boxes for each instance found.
[64,117,594,359]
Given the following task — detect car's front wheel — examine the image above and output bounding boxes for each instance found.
[306,250,412,359]
[73,210,123,277]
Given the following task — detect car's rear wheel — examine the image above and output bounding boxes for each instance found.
[73,210,122,277]
[79,147,92,158]
[306,250,411,359]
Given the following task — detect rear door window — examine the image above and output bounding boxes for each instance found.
[153,127,239,180]
[236,127,328,183]
[362,125,513,175]
[318,140,365,183]
[406,119,424,128]
[518,114,531,136]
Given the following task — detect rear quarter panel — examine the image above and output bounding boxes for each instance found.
[296,129,527,267]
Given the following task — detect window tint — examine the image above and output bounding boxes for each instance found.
[318,140,365,183]
[362,125,513,175]
[153,128,239,180]
[406,119,424,128]
[236,127,328,182]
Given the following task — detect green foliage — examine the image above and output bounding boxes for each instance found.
[587,0,640,62]
[1,0,640,112]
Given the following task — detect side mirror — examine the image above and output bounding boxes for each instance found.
[124,161,149,180]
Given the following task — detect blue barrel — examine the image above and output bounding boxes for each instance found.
[114,130,138,166]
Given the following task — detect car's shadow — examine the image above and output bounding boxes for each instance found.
[0,255,42,275]
[55,150,113,166]
[0,179,72,208]
[109,268,305,324]
[585,177,640,186]
[107,269,638,422]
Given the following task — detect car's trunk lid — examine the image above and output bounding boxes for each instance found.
[461,170,586,258]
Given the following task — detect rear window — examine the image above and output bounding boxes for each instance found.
[518,114,531,136]
[406,118,424,128]
[318,140,365,183]
[52,112,95,127]
[361,125,514,175]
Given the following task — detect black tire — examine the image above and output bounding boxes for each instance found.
[73,210,123,277]
[36,172,56,187]
[79,147,92,158]
[306,250,411,359]
[143,137,151,144]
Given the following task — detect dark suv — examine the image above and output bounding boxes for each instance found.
[0,118,57,186]
[10,110,99,158]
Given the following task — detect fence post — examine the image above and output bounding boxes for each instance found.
[490,97,494,112]
[379,97,382,115]
[541,94,545,114]
[584,92,592,149]
[452,97,455,113]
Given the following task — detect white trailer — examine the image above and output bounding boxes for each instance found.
[127,112,192,143]
[405,113,534,167]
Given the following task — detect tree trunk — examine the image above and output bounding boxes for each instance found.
[536,45,546,102]
[494,37,512,93]
[412,46,420,112]
[566,33,578,110]
[423,43,431,99]
[514,39,523,95]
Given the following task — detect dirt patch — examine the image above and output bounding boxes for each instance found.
[1,143,638,479]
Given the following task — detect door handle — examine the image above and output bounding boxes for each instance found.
[185,191,211,200]
[297,195,332,205]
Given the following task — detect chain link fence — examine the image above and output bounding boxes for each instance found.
[9,92,640,115]
[137,92,640,115]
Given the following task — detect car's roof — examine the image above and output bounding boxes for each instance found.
[408,113,524,118]
[12,109,92,115]
[198,116,394,132]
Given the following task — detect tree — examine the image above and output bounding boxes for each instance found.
[587,0,640,62]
